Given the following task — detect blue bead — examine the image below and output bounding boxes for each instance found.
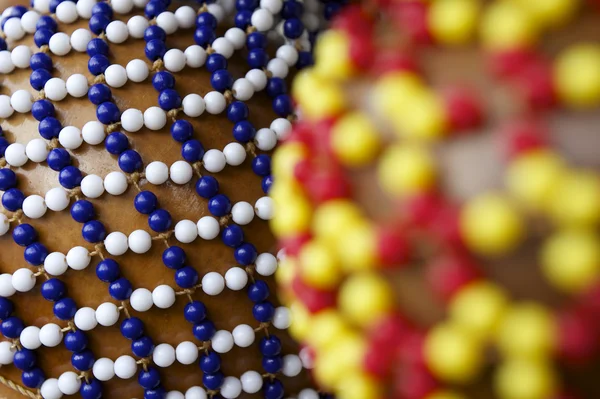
[170,120,193,143]
[283,18,304,39]
[71,200,95,223]
[118,150,143,173]
[234,242,257,265]
[65,330,88,352]
[262,355,283,374]
[145,0,166,18]
[24,242,48,266]
[7,5,27,17]
[21,367,45,389]
[192,320,215,341]
[234,10,252,29]
[199,351,221,373]
[72,349,95,371]
[91,1,113,18]
[0,137,8,157]
[202,371,224,390]
[266,78,287,98]
[195,176,219,198]
[152,71,175,91]
[12,224,37,246]
[145,39,167,61]
[32,99,55,121]
[174,266,199,288]
[14,349,36,371]
[33,28,53,47]
[262,175,273,193]
[233,120,256,142]
[1,317,24,338]
[88,54,110,75]
[59,166,83,189]
[183,301,206,324]
[324,1,342,20]
[80,378,103,399]
[221,224,244,248]
[194,25,215,47]
[0,297,14,319]
[144,25,166,42]
[226,101,249,123]
[138,366,161,389]
[296,51,314,69]
[273,94,293,117]
[86,38,109,57]
[36,15,57,32]
[206,54,227,73]
[41,278,66,301]
[29,68,52,90]
[196,12,217,29]
[109,277,133,300]
[252,154,271,176]
[247,48,269,68]
[89,13,111,35]
[208,194,231,217]
[281,0,303,19]
[96,259,120,282]
[162,246,186,269]
[120,317,144,340]
[248,280,270,303]
[264,379,284,399]
[144,386,166,399]
[148,209,172,232]
[105,131,129,154]
[29,52,53,71]
[210,69,233,91]
[97,102,121,124]
[39,117,62,139]
[2,188,25,211]
[253,301,275,322]
[236,0,258,10]
[246,32,266,49]
[88,83,112,105]
[82,220,106,243]
[134,191,158,214]
[48,0,63,13]
[158,88,181,110]
[181,139,205,162]
[132,335,155,358]
[0,169,16,190]
[0,38,4,51]
[260,336,281,356]
[54,297,77,320]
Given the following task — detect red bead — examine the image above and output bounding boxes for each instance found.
[395,329,428,369]
[392,363,439,399]
[517,61,557,110]
[332,5,374,36]
[488,49,543,79]
[577,283,600,318]
[291,277,337,313]
[285,121,314,146]
[370,51,420,76]
[442,87,484,131]
[293,159,313,183]
[390,1,432,45]
[369,313,411,347]
[363,339,396,379]
[403,193,443,228]
[305,169,352,203]
[349,34,374,70]
[557,310,598,365]
[503,120,548,159]
[425,253,481,302]
[279,233,311,257]
[430,204,464,250]
[377,226,412,267]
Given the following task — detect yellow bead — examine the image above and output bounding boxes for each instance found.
[377,144,437,196]
[496,303,556,359]
[541,229,600,292]
[314,30,354,80]
[314,332,366,388]
[287,301,312,341]
[480,2,539,50]
[549,172,600,227]
[460,193,524,255]
[449,281,509,340]
[331,112,381,166]
[509,0,578,28]
[336,223,377,272]
[275,257,297,287]
[271,142,308,182]
[337,372,382,399]
[293,69,323,108]
[494,359,557,399]
[270,195,312,238]
[306,310,353,350]
[428,0,480,45]
[389,91,448,141]
[338,272,394,327]
[424,323,483,383]
[302,82,347,120]
[554,44,600,108]
[312,200,365,244]
[426,390,467,399]
[372,72,426,117]
[299,240,343,289]
[505,150,565,211]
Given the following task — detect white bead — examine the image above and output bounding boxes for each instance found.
[232,324,255,347]
[33,0,51,13]
[201,272,224,296]
[225,267,248,291]
[0,94,13,117]
[153,343,176,367]
[114,355,137,379]
[182,94,205,117]
[3,17,25,40]
[0,214,7,236]
[0,341,14,365]
[104,231,129,256]
[232,78,254,101]
[174,220,197,244]
[204,91,226,115]
[212,37,234,58]
[167,391,184,399]
[49,32,71,56]
[170,161,193,184]
[251,8,274,31]
[104,171,129,196]
[113,0,134,14]
[245,69,267,92]
[66,74,89,98]
[224,28,245,50]
[298,389,319,399]
[20,11,41,34]
[105,64,128,88]
[254,128,277,151]
[45,187,70,211]
[282,354,302,377]
[255,252,277,276]
[231,201,254,225]
[5,143,27,166]
[145,161,169,185]
[10,90,32,113]
[39,323,63,347]
[133,0,149,7]
[40,378,62,399]
[93,358,115,382]
[220,377,242,399]
[203,149,226,173]
[270,118,292,140]
[20,326,42,351]
[66,246,91,270]
[176,341,198,365]
[156,11,178,34]
[240,371,263,394]
[185,387,207,399]
[272,306,291,329]
[106,20,129,44]
[74,307,98,331]
[10,45,31,68]
[12,268,35,292]
[260,0,282,14]
[128,229,152,254]
[127,15,149,39]
[223,142,246,166]
[152,285,176,309]
[299,347,314,369]
[126,59,149,82]
[130,288,153,312]
[59,126,83,149]
[184,45,206,68]
[0,274,14,297]
[44,252,68,276]
[276,44,299,66]
[267,58,289,78]
[144,106,167,130]
[82,120,106,145]
[0,53,14,74]
[25,138,48,163]
[121,108,144,132]
[76,0,96,19]
[211,330,234,353]
[71,28,92,52]
[96,302,120,326]
[81,174,105,199]
[197,216,220,240]
[164,48,186,72]
[56,1,78,23]
[174,6,196,29]
[207,3,224,22]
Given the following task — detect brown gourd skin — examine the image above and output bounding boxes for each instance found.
[0,1,311,397]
